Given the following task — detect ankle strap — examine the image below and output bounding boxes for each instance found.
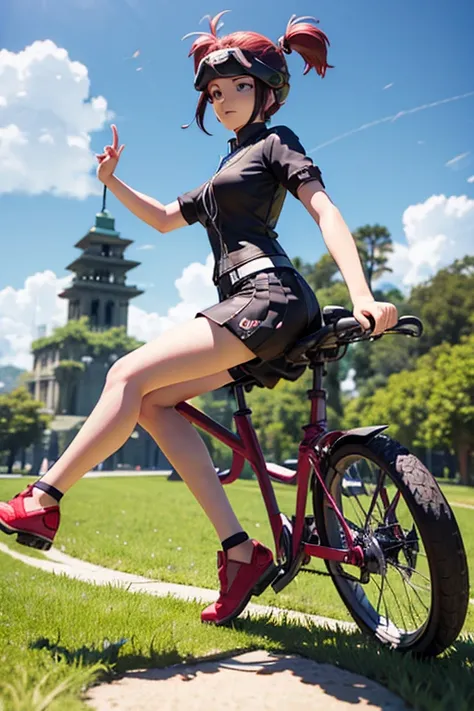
[33,480,63,502]
[221,531,249,552]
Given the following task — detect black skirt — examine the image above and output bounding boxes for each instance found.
[196,268,322,388]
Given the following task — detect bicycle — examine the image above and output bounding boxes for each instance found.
[175,305,469,657]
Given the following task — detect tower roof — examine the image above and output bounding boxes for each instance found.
[62,194,143,332]
[65,254,141,273]
[93,209,118,235]
[74,210,133,249]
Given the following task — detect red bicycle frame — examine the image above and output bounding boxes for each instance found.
[175,363,364,579]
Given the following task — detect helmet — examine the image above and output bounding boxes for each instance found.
[194,47,290,104]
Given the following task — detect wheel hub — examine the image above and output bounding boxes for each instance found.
[360,532,387,576]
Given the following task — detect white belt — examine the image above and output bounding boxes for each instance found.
[225,256,293,286]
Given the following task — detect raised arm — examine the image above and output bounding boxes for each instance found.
[298,181,398,335]
[103,178,187,234]
[96,125,188,234]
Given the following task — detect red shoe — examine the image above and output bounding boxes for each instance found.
[0,483,60,551]
[201,540,278,625]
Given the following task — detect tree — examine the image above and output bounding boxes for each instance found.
[192,387,237,471]
[344,336,474,484]
[293,254,339,292]
[419,337,474,484]
[352,224,393,290]
[246,370,342,463]
[408,256,474,354]
[31,316,143,360]
[0,387,51,472]
[344,367,430,449]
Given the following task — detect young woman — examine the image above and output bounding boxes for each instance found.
[0,12,397,625]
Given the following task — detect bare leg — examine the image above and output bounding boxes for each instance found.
[137,375,254,563]
[25,317,256,562]
[28,317,253,498]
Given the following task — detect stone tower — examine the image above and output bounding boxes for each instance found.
[59,207,143,329]
[28,195,170,472]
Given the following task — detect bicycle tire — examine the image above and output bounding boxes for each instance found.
[312,433,469,656]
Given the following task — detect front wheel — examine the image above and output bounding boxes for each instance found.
[313,434,469,656]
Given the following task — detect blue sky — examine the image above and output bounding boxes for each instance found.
[1,0,473,366]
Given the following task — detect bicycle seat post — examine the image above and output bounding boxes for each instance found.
[308,362,327,426]
[234,383,250,413]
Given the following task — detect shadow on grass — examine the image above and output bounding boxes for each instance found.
[232,614,474,711]
[29,618,474,711]
[30,634,184,680]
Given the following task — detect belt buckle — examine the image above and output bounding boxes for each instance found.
[229,269,240,286]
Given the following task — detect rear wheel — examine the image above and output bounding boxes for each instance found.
[313,434,469,656]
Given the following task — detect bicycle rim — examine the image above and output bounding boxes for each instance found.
[315,448,434,649]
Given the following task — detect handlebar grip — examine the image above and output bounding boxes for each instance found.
[334,317,364,337]
[334,314,376,338]
[366,314,376,334]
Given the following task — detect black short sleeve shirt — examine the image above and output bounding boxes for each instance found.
[177,123,325,280]
[263,125,325,198]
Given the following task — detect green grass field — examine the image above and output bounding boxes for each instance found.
[1,475,473,710]
[2,476,472,626]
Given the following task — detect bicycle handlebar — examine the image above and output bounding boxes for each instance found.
[334,314,423,342]
[286,314,423,366]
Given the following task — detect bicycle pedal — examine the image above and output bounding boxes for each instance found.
[270,568,288,593]
[252,564,280,596]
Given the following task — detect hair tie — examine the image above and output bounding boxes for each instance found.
[278,35,292,55]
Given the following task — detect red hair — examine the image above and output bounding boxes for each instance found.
[183,11,333,134]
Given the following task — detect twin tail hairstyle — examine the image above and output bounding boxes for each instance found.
[183,10,333,134]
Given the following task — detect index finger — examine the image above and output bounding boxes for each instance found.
[111,124,119,150]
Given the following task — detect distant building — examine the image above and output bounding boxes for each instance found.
[60,208,143,330]
[28,202,170,472]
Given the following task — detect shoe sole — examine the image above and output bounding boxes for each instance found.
[204,562,280,627]
[0,519,53,551]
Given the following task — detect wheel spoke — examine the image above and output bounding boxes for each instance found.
[389,562,432,595]
[322,448,442,647]
[376,568,385,615]
[391,561,431,585]
[392,565,430,618]
[335,467,367,528]
[379,572,410,631]
[372,573,408,632]
[399,571,424,629]
[385,490,402,524]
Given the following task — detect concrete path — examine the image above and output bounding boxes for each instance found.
[85,650,409,711]
[449,500,474,510]
[0,470,172,480]
[0,542,354,631]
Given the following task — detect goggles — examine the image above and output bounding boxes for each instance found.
[194,47,290,103]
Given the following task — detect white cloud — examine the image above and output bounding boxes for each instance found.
[0,255,217,368]
[467,175,474,183]
[310,90,474,153]
[383,82,394,90]
[0,271,70,369]
[385,194,474,289]
[0,40,112,198]
[445,152,470,169]
[128,254,216,342]
[136,244,156,251]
